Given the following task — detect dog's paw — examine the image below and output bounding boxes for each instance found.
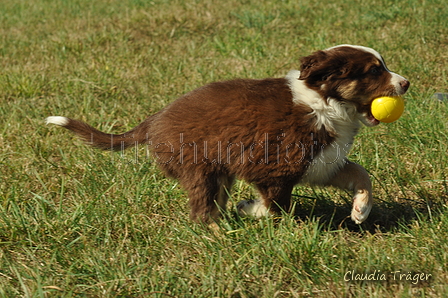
[237,199,270,218]
[351,190,373,224]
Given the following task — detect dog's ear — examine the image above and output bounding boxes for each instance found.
[300,50,352,82]
[299,50,328,80]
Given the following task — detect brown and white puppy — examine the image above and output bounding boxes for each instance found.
[46,45,410,224]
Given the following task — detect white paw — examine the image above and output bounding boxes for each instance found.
[351,190,373,224]
[237,199,270,218]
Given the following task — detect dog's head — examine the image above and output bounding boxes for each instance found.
[299,45,410,126]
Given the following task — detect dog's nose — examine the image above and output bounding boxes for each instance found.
[400,80,410,93]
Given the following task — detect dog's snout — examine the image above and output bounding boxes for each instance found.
[400,80,410,93]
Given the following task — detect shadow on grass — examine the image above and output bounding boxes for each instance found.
[290,193,447,234]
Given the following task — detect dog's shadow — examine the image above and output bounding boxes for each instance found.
[290,193,435,233]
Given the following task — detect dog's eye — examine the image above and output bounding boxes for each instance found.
[369,66,382,75]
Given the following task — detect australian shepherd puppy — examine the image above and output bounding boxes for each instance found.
[46,45,410,224]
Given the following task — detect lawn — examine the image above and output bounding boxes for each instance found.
[0,0,447,296]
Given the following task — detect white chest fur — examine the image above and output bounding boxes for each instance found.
[286,70,361,185]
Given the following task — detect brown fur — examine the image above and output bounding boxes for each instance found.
[59,78,333,222]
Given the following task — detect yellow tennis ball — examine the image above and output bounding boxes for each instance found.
[371,96,405,123]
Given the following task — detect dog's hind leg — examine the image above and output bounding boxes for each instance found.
[182,173,234,223]
[237,179,294,218]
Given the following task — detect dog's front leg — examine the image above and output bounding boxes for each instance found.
[327,160,373,224]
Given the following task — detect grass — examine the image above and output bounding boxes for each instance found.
[0,0,447,296]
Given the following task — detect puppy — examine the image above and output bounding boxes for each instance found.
[46,45,410,224]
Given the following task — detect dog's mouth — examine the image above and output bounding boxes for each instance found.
[356,100,380,126]
[362,106,380,127]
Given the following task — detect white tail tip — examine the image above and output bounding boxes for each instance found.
[46,116,69,126]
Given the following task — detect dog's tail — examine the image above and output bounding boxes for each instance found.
[45,116,151,151]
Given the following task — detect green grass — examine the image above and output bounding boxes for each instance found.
[1,0,447,296]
